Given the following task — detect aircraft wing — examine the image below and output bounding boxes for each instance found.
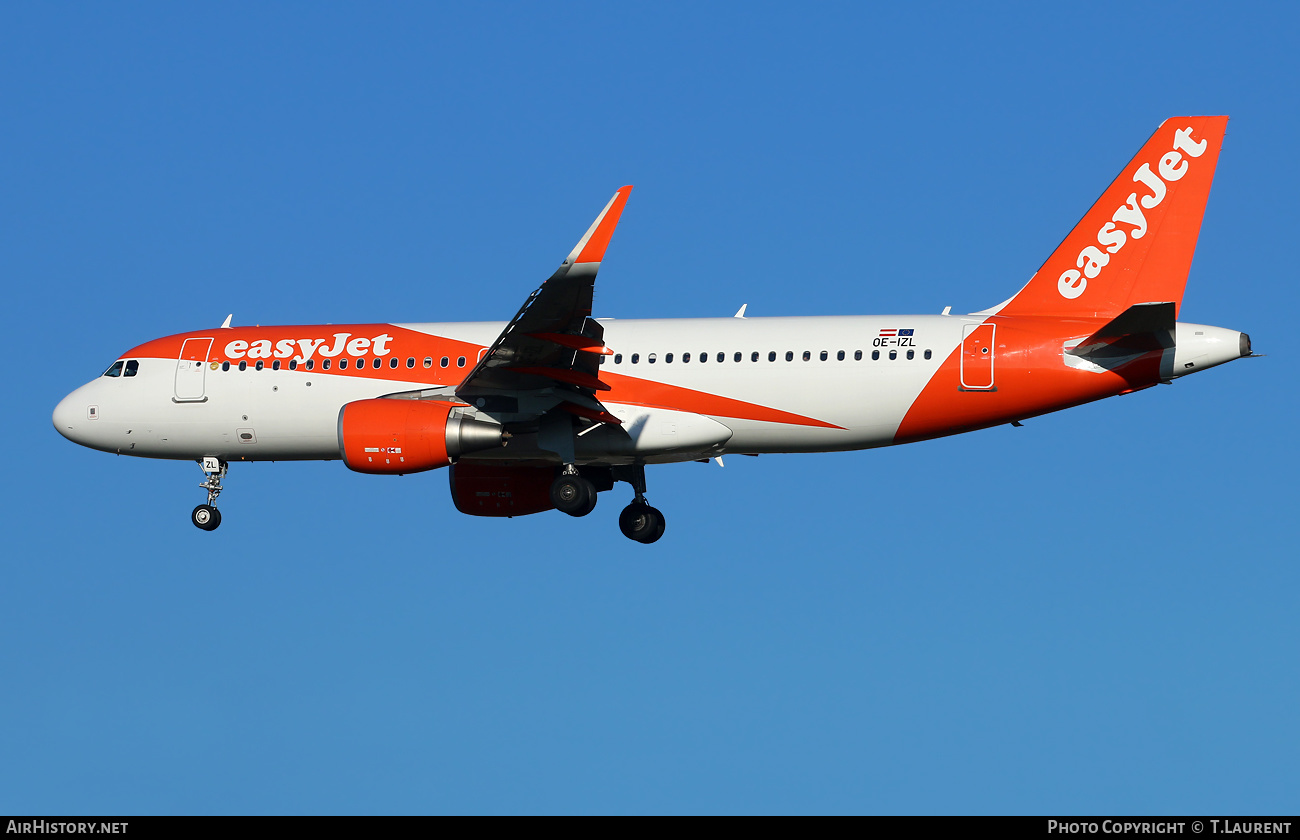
[455,186,632,423]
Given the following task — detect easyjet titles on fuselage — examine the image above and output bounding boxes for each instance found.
[222,332,396,363]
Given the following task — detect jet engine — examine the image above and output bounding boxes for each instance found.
[338,399,504,475]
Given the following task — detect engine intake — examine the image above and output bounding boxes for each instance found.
[338,399,504,474]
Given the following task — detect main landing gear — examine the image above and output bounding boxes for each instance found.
[192,457,226,532]
[550,463,667,543]
[618,500,666,544]
[613,463,665,544]
[550,466,598,517]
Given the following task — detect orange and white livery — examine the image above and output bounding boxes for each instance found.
[53,117,1251,542]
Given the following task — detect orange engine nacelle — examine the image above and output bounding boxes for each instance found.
[449,463,557,517]
[338,399,504,475]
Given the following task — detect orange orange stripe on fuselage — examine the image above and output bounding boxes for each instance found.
[893,316,1165,444]
[123,325,485,387]
[599,372,844,429]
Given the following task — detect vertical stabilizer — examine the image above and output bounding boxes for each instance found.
[993,116,1227,320]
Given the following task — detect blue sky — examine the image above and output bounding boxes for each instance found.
[3,2,1297,814]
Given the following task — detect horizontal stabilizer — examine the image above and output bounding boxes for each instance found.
[1066,301,1176,357]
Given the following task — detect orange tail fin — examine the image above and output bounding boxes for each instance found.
[993,116,1227,320]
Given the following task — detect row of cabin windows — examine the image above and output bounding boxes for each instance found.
[603,349,933,364]
[218,355,468,372]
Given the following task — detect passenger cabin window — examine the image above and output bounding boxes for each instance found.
[889,350,897,360]
[819,351,828,361]
[407,357,415,368]
[273,360,281,370]
[734,352,742,362]
[717,352,725,363]
[785,351,793,362]
[907,350,915,360]
[103,361,124,377]
[289,360,298,370]
[871,350,879,361]
[441,357,449,368]
[683,353,691,363]
[321,359,330,370]
[768,351,776,362]
[614,354,623,364]
[699,353,707,363]
[648,353,657,364]
[924,349,932,360]
[124,360,139,377]
[751,352,759,362]
[222,361,231,371]
[305,360,314,371]
[390,357,398,369]
[424,357,433,368]
[631,354,640,364]
[802,351,811,361]
[855,350,863,361]
[256,360,265,370]
[339,359,348,369]
[665,353,673,363]
[837,350,845,361]
[458,356,466,367]
[239,361,249,371]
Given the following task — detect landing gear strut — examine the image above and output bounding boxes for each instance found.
[551,466,597,517]
[192,457,226,531]
[613,464,665,544]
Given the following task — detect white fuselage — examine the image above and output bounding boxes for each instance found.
[51,314,1246,468]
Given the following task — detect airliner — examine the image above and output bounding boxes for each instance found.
[53,116,1250,543]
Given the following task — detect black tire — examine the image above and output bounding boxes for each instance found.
[192,504,221,531]
[619,503,665,543]
[551,474,595,517]
[575,478,598,517]
[644,507,665,543]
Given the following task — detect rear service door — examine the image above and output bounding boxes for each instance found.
[175,338,213,402]
[960,323,995,390]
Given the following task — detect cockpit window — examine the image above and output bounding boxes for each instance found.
[103,361,124,377]
[124,360,139,377]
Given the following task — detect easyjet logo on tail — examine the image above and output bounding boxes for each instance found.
[1057,126,1208,300]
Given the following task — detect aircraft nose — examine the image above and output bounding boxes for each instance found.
[52,392,82,442]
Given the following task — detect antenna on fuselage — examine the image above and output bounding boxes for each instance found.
[220,314,233,329]
[734,304,747,318]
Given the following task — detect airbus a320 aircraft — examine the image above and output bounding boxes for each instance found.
[54,117,1250,543]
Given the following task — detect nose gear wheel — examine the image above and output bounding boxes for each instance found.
[193,459,228,531]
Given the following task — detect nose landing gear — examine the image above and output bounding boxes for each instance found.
[192,457,227,531]
[192,504,221,531]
